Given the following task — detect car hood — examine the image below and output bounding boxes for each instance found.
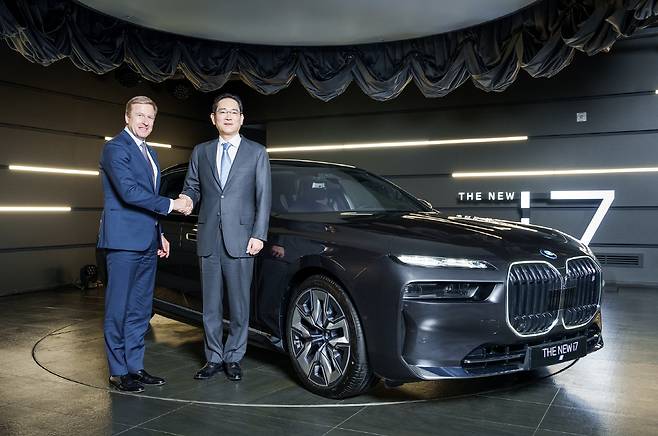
[311,212,591,264]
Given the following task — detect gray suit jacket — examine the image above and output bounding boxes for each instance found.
[182,136,271,258]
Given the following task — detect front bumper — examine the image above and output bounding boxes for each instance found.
[401,293,604,380]
[352,256,604,382]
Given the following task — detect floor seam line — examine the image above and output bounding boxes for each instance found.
[533,386,561,436]
[335,427,388,436]
[476,393,552,406]
[112,403,192,436]
[137,425,187,436]
[193,402,338,429]
[322,406,367,436]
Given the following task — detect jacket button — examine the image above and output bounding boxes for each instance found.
[220,195,225,199]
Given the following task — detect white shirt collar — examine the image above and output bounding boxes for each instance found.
[219,134,241,149]
[124,127,145,147]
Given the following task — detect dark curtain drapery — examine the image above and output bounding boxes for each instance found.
[1,0,657,101]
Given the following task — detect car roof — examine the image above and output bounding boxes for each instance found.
[162,158,356,174]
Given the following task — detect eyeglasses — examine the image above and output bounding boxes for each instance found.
[215,109,241,116]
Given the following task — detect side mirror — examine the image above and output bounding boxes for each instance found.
[418,198,433,210]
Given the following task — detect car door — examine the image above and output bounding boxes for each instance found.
[177,200,203,313]
[155,170,201,310]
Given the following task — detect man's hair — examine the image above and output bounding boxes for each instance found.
[126,96,158,116]
[212,93,243,114]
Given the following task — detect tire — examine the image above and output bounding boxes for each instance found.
[286,274,378,398]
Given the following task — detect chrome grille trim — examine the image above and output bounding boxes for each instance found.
[506,256,601,337]
[564,256,602,329]
[506,261,561,337]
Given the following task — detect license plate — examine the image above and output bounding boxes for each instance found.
[529,336,587,368]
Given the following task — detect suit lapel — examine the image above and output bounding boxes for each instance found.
[205,140,222,189]
[121,131,154,191]
[223,138,248,190]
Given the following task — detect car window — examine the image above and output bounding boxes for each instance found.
[160,171,202,215]
[272,165,428,214]
[160,171,186,199]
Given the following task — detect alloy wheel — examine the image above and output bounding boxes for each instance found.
[290,288,351,387]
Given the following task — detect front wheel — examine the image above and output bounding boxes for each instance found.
[286,274,378,398]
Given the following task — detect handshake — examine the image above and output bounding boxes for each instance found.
[172,194,193,215]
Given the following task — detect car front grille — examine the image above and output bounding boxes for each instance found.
[508,263,562,335]
[564,257,601,327]
[507,257,601,336]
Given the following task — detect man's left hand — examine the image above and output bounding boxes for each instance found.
[158,234,170,258]
[246,238,264,256]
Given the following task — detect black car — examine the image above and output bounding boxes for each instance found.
[154,159,604,398]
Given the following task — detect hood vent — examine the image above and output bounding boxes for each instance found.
[594,253,642,268]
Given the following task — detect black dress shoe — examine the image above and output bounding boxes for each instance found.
[130,369,166,386]
[109,375,144,393]
[225,362,242,381]
[194,362,223,380]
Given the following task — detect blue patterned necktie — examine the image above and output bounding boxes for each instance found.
[139,141,150,162]
[139,141,154,187]
[220,142,232,188]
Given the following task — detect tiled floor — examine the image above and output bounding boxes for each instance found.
[1,286,657,435]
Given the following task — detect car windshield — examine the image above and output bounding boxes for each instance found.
[271,164,430,214]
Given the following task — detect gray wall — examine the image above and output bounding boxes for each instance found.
[247,32,658,287]
[1,29,657,294]
[0,44,212,295]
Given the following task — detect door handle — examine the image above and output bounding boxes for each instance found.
[185,232,197,241]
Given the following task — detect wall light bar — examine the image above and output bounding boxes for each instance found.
[267,136,528,153]
[452,166,658,178]
[0,206,71,212]
[148,142,172,149]
[9,165,99,176]
[104,137,172,148]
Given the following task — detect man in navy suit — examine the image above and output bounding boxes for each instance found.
[98,96,189,392]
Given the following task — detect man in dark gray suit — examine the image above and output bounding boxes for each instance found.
[179,93,271,381]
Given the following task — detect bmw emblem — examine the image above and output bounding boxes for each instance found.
[540,249,558,260]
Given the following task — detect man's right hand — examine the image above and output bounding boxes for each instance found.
[173,194,193,215]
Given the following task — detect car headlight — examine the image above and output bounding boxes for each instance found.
[403,282,494,300]
[393,255,495,270]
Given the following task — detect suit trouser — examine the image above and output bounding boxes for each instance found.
[200,231,254,364]
[104,232,158,376]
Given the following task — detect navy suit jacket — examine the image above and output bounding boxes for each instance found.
[98,129,171,251]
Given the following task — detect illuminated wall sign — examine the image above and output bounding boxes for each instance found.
[458,191,517,201]
[456,190,615,245]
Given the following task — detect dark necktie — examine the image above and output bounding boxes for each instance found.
[139,141,150,162]
[139,141,154,187]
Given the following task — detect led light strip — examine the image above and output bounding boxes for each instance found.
[9,165,99,176]
[104,137,172,148]
[0,206,71,212]
[452,167,658,178]
[266,136,528,153]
